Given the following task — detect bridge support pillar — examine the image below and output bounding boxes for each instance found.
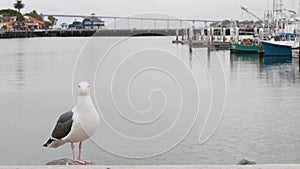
[127,19,130,29]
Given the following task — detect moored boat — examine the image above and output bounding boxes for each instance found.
[262,40,293,56]
[230,38,261,53]
[230,43,260,53]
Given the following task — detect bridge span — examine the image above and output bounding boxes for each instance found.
[42,14,221,29]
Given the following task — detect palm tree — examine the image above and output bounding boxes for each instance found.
[14,0,25,13]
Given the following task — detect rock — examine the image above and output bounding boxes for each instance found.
[45,158,81,165]
[237,159,256,165]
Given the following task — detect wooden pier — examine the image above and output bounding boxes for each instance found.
[172,40,231,50]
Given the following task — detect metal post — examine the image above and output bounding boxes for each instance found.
[207,28,211,47]
[211,28,214,42]
[192,21,195,27]
[114,18,116,29]
[189,28,193,43]
[201,28,204,41]
[223,28,226,42]
[154,20,156,29]
[141,19,143,29]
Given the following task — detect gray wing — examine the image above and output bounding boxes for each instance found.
[51,111,73,139]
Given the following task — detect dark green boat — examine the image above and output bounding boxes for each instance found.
[230,44,260,53]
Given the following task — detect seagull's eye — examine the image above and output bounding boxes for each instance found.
[78,85,80,88]
[87,86,90,88]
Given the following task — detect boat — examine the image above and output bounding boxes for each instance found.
[230,43,260,53]
[262,39,294,56]
[230,38,261,53]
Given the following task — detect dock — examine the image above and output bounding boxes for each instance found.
[172,40,231,49]
[0,28,257,39]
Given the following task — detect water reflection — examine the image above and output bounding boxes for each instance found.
[263,56,292,65]
[230,53,261,63]
[189,47,193,68]
[8,53,26,87]
[230,53,261,61]
[229,52,299,83]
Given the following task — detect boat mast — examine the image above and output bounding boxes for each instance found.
[279,0,284,32]
[273,0,285,33]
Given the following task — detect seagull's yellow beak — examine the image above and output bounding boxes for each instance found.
[81,90,86,96]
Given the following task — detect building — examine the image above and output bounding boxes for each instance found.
[0,15,46,31]
[69,20,82,29]
[0,16,16,31]
[82,16,104,29]
[23,15,46,30]
[1,16,24,31]
[61,23,69,29]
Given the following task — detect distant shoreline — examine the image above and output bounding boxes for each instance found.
[1,165,300,169]
[0,28,256,39]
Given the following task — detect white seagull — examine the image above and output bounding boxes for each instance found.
[43,81,100,165]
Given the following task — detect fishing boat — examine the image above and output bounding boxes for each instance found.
[230,38,261,53]
[262,32,298,56]
[230,43,260,53]
[262,40,293,56]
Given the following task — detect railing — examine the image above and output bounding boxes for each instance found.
[42,14,221,29]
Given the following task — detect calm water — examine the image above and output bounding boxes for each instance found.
[0,37,300,165]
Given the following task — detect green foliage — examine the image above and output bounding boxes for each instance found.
[25,10,43,21]
[0,9,22,17]
[45,21,53,28]
[14,0,25,13]
[0,9,24,21]
[48,16,57,26]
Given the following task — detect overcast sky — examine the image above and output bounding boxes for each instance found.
[0,0,298,21]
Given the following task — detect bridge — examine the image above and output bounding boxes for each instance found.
[42,14,221,29]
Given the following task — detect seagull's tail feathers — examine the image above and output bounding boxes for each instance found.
[43,138,64,148]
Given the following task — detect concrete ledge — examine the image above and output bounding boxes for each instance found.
[0,165,300,169]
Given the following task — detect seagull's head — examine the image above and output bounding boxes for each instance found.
[78,81,90,96]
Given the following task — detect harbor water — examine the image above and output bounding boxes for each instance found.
[0,37,299,165]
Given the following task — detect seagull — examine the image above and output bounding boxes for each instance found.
[43,81,100,165]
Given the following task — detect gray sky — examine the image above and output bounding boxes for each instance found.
[0,0,298,21]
